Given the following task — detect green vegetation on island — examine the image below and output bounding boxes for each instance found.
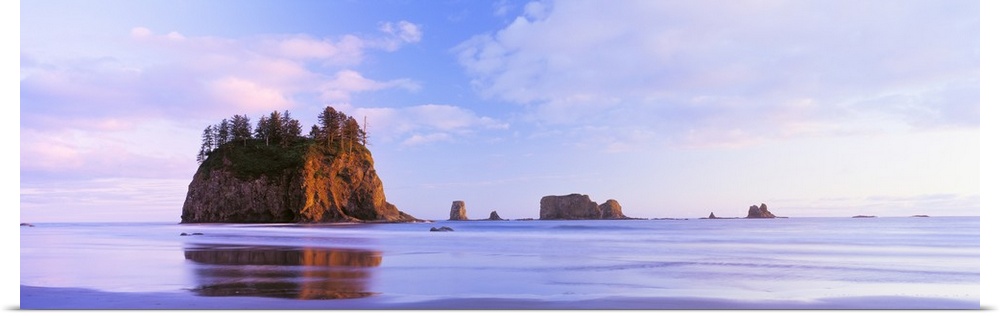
[195,107,368,180]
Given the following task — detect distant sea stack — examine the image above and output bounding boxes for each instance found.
[708,212,717,219]
[746,203,777,218]
[181,107,419,223]
[540,194,630,220]
[488,211,504,220]
[450,201,468,221]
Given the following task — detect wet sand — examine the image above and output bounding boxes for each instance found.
[18,285,980,310]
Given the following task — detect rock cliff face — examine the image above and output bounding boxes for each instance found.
[540,194,600,219]
[540,194,629,220]
[599,199,626,219]
[746,203,777,218]
[449,201,468,220]
[181,142,417,223]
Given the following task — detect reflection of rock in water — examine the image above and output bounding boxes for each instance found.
[184,245,381,299]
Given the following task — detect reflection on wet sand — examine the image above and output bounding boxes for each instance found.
[184,244,382,299]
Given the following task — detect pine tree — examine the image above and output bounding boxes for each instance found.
[254,115,269,146]
[197,125,214,164]
[343,117,361,152]
[279,110,301,147]
[216,119,231,146]
[230,114,252,146]
[317,106,342,148]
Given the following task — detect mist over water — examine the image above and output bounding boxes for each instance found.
[20,217,979,308]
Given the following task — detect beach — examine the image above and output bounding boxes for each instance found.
[19,285,980,310]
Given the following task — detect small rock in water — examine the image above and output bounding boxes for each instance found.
[430,226,454,232]
[180,233,189,236]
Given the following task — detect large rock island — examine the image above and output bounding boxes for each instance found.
[539,194,630,220]
[746,203,778,218]
[181,107,419,223]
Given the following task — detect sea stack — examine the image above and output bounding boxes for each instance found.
[181,107,419,223]
[746,203,777,218]
[450,201,468,220]
[488,211,503,220]
[708,212,717,219]
[540,194,630,220]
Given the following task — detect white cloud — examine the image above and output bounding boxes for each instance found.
[130,27,152,38]
[20,21,424,180]
[402,133,452,146]
[206,76,293,111]
[455,0,979,148]
[375,20,423,51]
[350,104,508,146]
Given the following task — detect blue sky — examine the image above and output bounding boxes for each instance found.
[17,0,987,222]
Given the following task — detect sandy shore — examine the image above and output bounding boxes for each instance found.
[18,285,980,310]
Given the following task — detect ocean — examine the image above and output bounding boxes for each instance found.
[19,216,980,309]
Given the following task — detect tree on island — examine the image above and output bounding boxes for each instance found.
[229,114,252,146]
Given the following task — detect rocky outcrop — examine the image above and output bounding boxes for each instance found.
[708,212,717,219]
[488,211,503,220]
[540,194,600,220]
[746,203,777,218]
[181,142,418,223]
[430,226,454,232]
[540,194,629,220]
[450,201,468,220]
[599,199,626,219]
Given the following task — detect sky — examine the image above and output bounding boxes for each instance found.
[16,0,988,222]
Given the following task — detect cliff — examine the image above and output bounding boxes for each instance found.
[449,201,468,220]
[599,199,626,219]
[746,203,777,218]
[540,194,630,220]
[181,138,418,223]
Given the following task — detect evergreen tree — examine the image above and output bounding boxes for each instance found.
[230,114,252,146]
[254,115,270,146]
[317,106,342,147]
[280,110,302,147]
[309,124,321,140]
[197,125,214,164]
[267,110,283,145]
[343,117,361,152]
[216,119,231,146]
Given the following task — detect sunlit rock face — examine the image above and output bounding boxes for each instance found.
[540,194,601,220]
[599,199,626,219]
[539,194,631,220]
[746,203,777,218]
[450,201,468,220]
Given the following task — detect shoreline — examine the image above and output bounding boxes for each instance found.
[18,285,980,310]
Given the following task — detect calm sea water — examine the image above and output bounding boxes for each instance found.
[19,217,979,308]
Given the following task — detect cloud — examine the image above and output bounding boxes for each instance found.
[374,20,423,51]
[349,104,508,146]
[321,70,420,102]
[455,0,979,148]
[206,76,293,111]
[20,21,425,179]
